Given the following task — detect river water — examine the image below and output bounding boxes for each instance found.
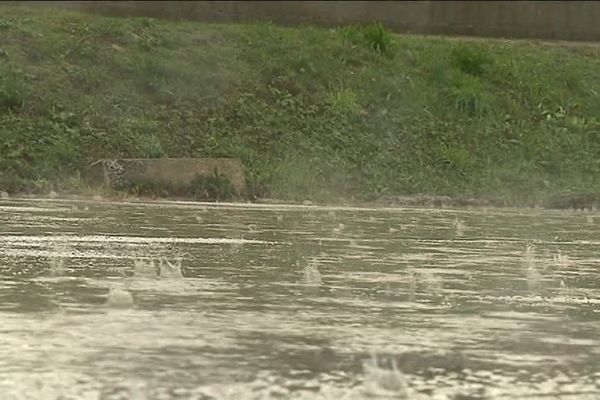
[0,198,599,399]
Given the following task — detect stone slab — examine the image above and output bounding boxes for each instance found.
[86,158,247,196]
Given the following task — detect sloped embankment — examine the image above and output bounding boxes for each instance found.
[1,6,600,205]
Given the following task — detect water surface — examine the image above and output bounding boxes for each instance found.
[1,198,599,399]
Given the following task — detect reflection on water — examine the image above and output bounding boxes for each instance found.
[0,198,599,399]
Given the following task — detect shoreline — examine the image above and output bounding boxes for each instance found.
[2,191,598,212]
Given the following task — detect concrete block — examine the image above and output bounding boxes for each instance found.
[86,158,247,197]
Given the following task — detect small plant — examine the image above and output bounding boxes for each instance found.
[362,22,393,54]
[450,44,490,76]
[342,22,393,54]
[0,18,12,30]
[326,88,361,115]
[446,71,489,116]
[267,154,344,202]
[137,134,166,158]
[0,72,26,111]
[438,145,473,175]
[50,136,80,170]
[450,85,487,116]
[0,173,28,193]
[189,169,236,201]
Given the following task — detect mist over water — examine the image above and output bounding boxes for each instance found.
[0,198,599,399]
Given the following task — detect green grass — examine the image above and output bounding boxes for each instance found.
[1,6,600,205]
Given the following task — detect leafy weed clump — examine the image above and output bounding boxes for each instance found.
[326,88,362,116]
[450,44,490,76]
[0,17,12,30]
[342,22,394,54]
[447,73,489,116]
[137,134,166,158]
[189,169,236,201]
[0,70,26,112]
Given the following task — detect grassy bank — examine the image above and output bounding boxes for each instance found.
[1,6,600,205]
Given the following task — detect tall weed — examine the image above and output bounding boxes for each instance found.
[342,22,394,54]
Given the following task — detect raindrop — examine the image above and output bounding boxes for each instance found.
[48,256,68,277]
[333,223,344,235]
[553,250,573,267]
[133,259,158,278]
[159,257,183,279]
[524,244,542,291]
[362,353,410,397]
[421,272,444,296]
[454,217,466,237]
[47,243,70,277]
[105,287,135,308]
[302,258,322,286]
[229,240,244,255]
[128,381,148,400]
